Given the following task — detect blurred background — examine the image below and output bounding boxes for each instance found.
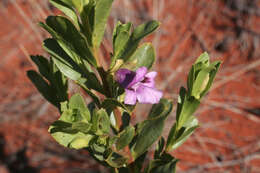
[0,0,260,172]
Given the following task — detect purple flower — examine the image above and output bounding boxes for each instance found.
[116,67,163,105]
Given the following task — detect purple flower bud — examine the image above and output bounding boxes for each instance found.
[116,67,163,105]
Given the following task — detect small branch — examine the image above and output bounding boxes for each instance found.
[212,59,260,90]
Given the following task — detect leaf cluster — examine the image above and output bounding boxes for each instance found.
[27,1,221,172]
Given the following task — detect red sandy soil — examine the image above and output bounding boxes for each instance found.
[0,0,260,172]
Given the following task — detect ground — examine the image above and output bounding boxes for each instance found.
[0,0,260,172]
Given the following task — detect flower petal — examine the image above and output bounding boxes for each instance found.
[124,89,137,105]
[116,68,136,88]
[136,85,163,104]
[128,67,147,87]
[145,71,157,79]
[143,71,157,87]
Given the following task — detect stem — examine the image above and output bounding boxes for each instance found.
[97,67,111,98]
[75,81,101,108]
[114,168,119,173]
[94,47,102,68]
[113,108,122,132]
[93,46,112,98]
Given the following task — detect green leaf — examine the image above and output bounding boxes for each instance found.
[27,70,58,107]
[67,0,89,13]
[148,99,172,119]
[187,52,209,93]
[187,52,221,99]
[126,43,155,70]
[101,98,131,113]
[91,140,107,154]
[112,22,132,56]
[28,56,68,109]
[88,137,111,162]
[49,59,68,101]
[166,116,198,151]
[51,0,90,22]
[114,31,130,58]
[92,0,113,48]
[81,108,91,122]
[43,38,83,81]
[54,0,88,11]
[121,112,131,130]
[116,125,135,150]
[30,55,51,80]
[187,65,195,96]
[150,159,178,173]
[84,72,104,94]
[67,94,91,122]
[200,61,221,97]
[106,152,128,168]
[119,20,160,63]
[44,39,104,94]
[69,93,86,110]
[76,81,101,107]
[49,0,80,28]
[59,109,82,123]
[113,22,132,47]
[40,16,97,67]
[79,0,95,46]
[50,130,90,148]
[60,101,68,112]
[49,119,90,147]
[176,87,200,129]
[125,151,148,173]
[132,20,160,41]
[50,120,75,133]
[50,120,92,134]
[195,52,210,65]
[49,101,92,148]
[48,94,92,148]
[72,122,92,133]
[69,134,94,149]
[110,22,133,69]
[91,109,110,135]
[154,137,165,159]
[191,66,214,99]
[115,22,132,36]
[108,136,117,148]
[145,153,178,173]
[131,99,173,159]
